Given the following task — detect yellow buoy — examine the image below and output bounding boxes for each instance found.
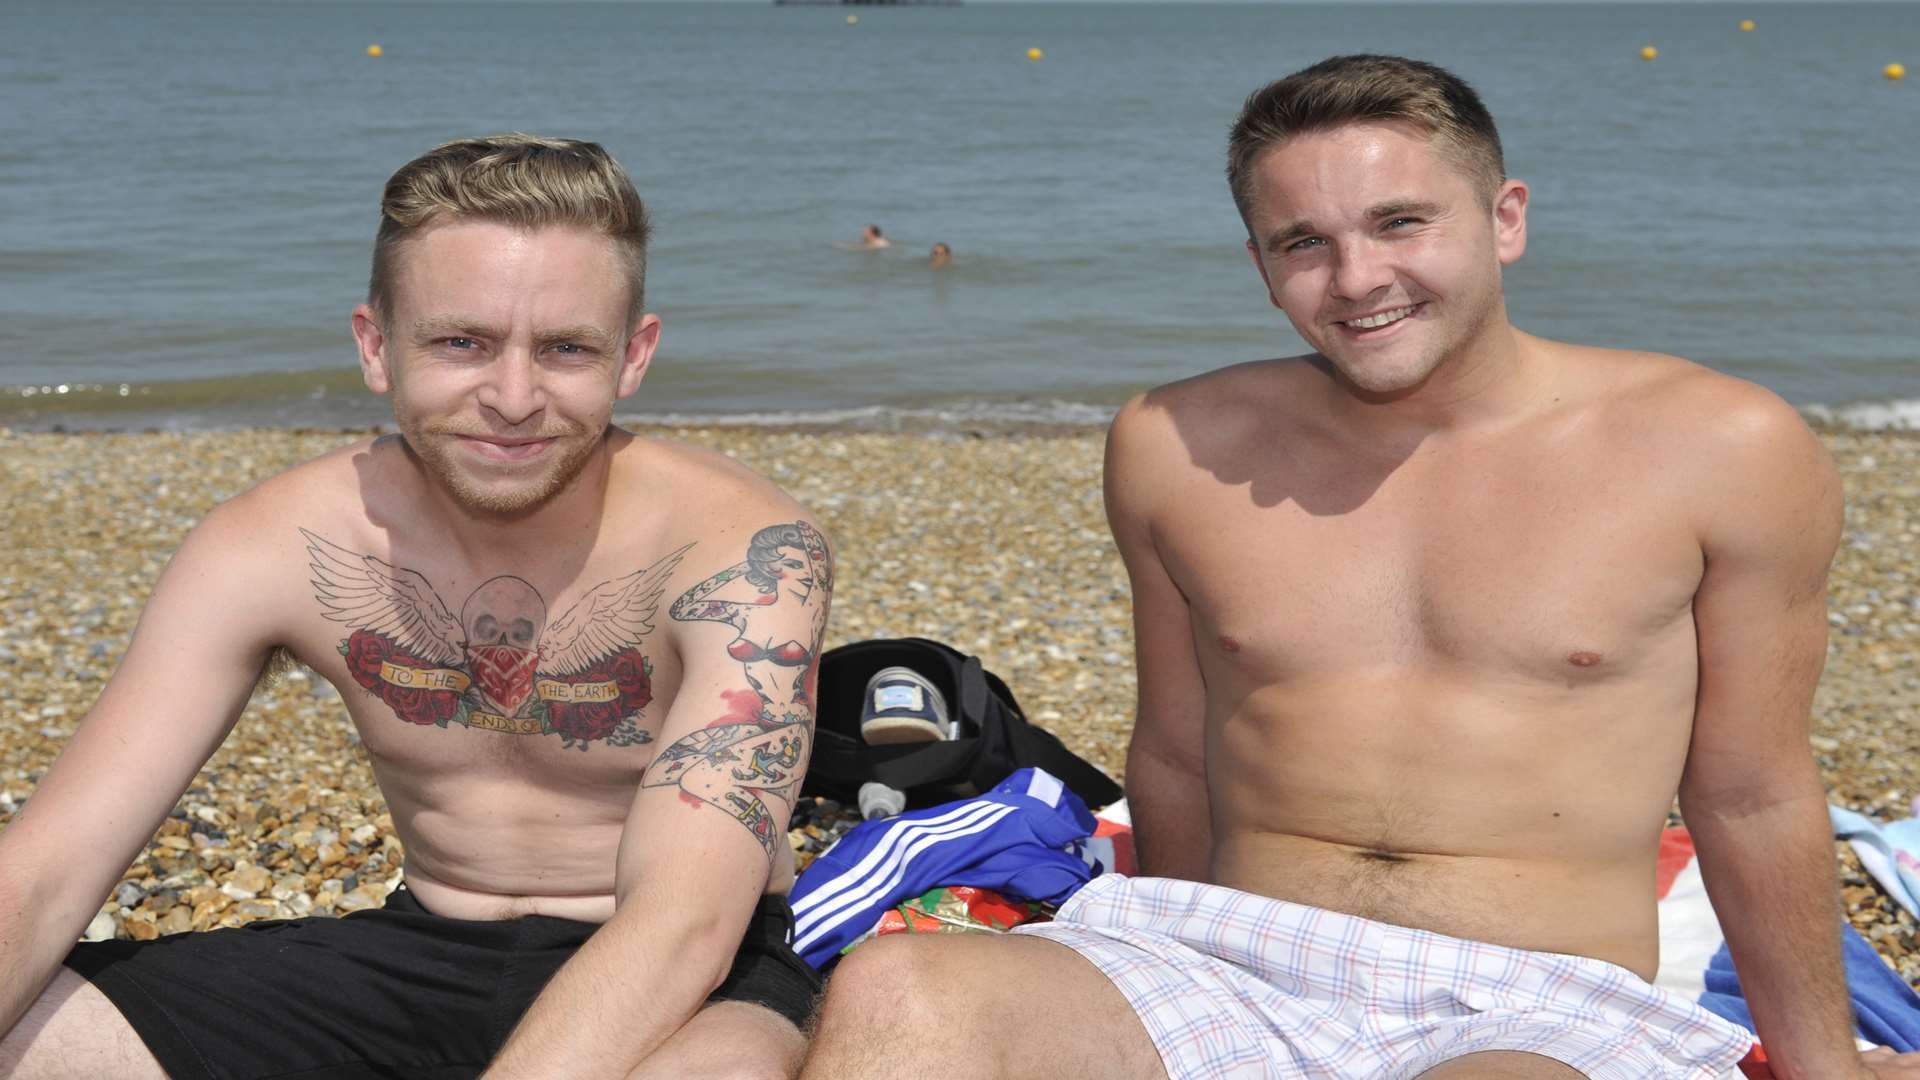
[1640,45,1658,61]
[1739,19,1755,32]
[846,14,857,24]
[1887,62,1908,81]
[366,43,383,57]
[1027,47,1044,62]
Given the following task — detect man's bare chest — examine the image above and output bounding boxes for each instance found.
[1161,456,1706,684]
[285,527,690,769]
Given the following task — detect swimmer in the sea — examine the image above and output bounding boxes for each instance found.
[837,224,890,251]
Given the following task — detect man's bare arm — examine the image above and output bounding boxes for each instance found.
[1677,391,1888,1079]
[1105,396,1211,881]
[483,518,831,1079]
[0,500,282,1035]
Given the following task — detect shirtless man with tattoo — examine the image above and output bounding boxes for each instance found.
[0,135,831,1079]
[803,57,1920,1079]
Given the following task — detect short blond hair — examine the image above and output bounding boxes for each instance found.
[368,134,651,323]
[1227,55,1506,231]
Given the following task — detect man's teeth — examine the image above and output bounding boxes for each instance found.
[1345,305,1416,330]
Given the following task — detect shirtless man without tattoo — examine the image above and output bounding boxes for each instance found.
[0,135,832,1079]
[802,57,1920,1080]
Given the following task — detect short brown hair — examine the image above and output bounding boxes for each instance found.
[368,134,652,323]
[1226,55,1505,230]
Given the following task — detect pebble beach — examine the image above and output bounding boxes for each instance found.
[1,424,1917,983]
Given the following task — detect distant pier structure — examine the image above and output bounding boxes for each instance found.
[776,0,959,5]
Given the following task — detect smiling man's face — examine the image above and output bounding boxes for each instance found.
[1243,121,1527,398]
[352,218,657,517]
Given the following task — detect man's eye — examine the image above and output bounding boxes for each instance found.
[1286,236,1324,253]
[548,342,593,356]
[1385,217,1419,229]
[442,337,476,350]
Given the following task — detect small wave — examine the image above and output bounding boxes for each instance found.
[620,399,1118,433]
[1801,399,1920,433]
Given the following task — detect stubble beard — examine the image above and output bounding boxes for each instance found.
[402,417,604,519]
[1326,280,1503,398]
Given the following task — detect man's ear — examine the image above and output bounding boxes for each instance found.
[1246,240,1284,310]
[1492,179,1529,266]
[352,304,393,395]
[616,314,661,399]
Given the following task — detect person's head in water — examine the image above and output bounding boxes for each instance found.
[351,134,662,518]
[1228,55,1528,399]
[860,224,890,249]
[929,243,951,268]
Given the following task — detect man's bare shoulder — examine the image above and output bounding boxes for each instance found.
[610,432,819,539]
[1572,344,1827,468]
[1114,356,1325,453]
[1563,343,1837,527]
[182,434,385,553]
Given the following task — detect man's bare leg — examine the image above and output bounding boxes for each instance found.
[799,933,1165,1080]
[628,1000,809,1080]
[0,969,166,1080]
[1415,1051,1586,1078]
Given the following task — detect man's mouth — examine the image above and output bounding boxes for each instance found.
[1337,304,1421,332]
[459,435,554,462]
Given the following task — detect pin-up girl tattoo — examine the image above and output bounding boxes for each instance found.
[304,528,690,751]
[645,521,833,853]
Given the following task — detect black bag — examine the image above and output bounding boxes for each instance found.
[804,637,1123,811]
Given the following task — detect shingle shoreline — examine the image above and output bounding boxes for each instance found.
[2,426,1915,983]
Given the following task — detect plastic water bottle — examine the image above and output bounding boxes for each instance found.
[858,781,907,820]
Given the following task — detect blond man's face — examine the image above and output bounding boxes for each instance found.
[351,220,658,517]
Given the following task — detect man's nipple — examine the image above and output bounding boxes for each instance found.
[1218,635,1242,653]
[1566,650,1603,668]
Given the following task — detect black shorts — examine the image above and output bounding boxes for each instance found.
[63,885,821,1080]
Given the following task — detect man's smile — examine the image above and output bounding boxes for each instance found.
[1335,303,1422,334]
[457,435,555,462]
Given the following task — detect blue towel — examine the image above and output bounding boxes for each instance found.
[1699,926,1920,1051]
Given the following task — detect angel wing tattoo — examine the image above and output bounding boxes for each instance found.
[303,528,692,750]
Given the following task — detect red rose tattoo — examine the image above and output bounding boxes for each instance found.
[308,530,690,751]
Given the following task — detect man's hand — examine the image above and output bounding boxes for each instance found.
[1860,1046,1920,1077]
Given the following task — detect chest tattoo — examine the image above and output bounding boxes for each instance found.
[303,528,691,751]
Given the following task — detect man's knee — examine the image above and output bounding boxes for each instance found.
[1416,1051,1587,1079]
[629,1000,808,1080]
[815,935,944,1028]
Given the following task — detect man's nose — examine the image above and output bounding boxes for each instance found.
[1329,240,1395,302]
[477,351,544,426]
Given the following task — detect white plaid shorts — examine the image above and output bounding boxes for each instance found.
[1012,875,1753,1079]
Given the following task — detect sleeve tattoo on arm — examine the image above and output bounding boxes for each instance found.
[303,528,691,751]
[646,521,834,854]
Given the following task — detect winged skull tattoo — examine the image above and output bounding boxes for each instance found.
[304,528,690,750]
